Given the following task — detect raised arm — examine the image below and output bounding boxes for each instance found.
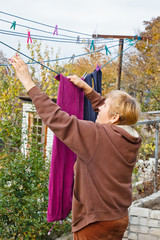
[11,56,99,162]
[68,75,106,112]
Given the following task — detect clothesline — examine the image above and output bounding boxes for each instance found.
[0,39,138,75]
[0,18,112,43]
[0,29,121,44]
[0,40,59,75]
[0,10,91,37]
[0,39,131,67]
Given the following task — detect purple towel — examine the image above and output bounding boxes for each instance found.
[47,74,84,222]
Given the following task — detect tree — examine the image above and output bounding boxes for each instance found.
[0,44,71,239]
[122,17,160,111]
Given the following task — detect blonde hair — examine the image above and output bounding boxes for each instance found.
[106,90,141,125]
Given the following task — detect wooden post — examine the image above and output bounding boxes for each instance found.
[92,34,151,90]
[116,39,124,90]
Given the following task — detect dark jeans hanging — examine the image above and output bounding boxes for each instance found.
[83,69,102,122]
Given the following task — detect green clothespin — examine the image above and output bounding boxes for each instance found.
[127,39,134,46]
[90,40,95,51]
[105,45,111,55]
[10,21,16,30]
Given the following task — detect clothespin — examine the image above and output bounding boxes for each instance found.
[82,39,86,44]
[68,54,75,64]
[134,35,142,41]
[87,39,91,47]
[90,40,95,51]
[10,21,16,30]
[81,72,88,80]
[127,39,134,46]
[146,38,149,47]
[96,64,101,71]
[77,35,80,44]
[9,58,13,63]
[105,45,111,55]
[40,59,45,69]
[6,64,13,77]
[53,25,58,35]
[27,30,32,43]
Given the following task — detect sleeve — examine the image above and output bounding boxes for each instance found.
[27,86,99,162]
[85,89,106,112]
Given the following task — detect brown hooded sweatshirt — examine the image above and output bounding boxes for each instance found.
[28,86,141,232]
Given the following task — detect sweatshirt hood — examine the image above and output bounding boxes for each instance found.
[109,124,141,144]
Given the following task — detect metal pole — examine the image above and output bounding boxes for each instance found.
[92,34,151,41]
[154,118,159,193]
[116,39,124,90]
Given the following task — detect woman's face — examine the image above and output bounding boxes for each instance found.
[96,98,112,124]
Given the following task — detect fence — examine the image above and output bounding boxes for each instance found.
[135,114,160,193]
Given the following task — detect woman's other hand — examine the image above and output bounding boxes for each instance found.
[67,75,92,95]
[10,55,36,92]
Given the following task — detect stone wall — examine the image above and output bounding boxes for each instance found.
[123,191,160,240]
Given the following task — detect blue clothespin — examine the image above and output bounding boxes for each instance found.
[77,35,80,44]
[127,39,134,46]
[10,21,16,30]
[105,45,111,55]
[90,40,95,51]
[134,35,142,41]
[53,25,58,35]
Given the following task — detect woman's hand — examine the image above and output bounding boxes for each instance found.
[67,75,92,95]
[67,75,85,89]
[10,55,36,92]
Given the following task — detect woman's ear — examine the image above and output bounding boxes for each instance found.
[110,114,120,124]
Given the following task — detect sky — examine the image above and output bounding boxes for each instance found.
[0,0,159,64]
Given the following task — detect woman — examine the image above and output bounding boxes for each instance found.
[11,56,141,240]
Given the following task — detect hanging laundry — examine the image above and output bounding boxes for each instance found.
[47,74,84,222]
[83,69,102,122]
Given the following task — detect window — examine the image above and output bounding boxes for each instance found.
[27,112,47,155]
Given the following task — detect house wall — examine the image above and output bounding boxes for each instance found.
[21,102,54,159]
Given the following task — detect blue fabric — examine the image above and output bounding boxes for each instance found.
[83,69,102,122]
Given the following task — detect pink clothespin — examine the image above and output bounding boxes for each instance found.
[27,30,32,43]
[53,25,58,35]
[9,58,13,63]
[96,64,101,71]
